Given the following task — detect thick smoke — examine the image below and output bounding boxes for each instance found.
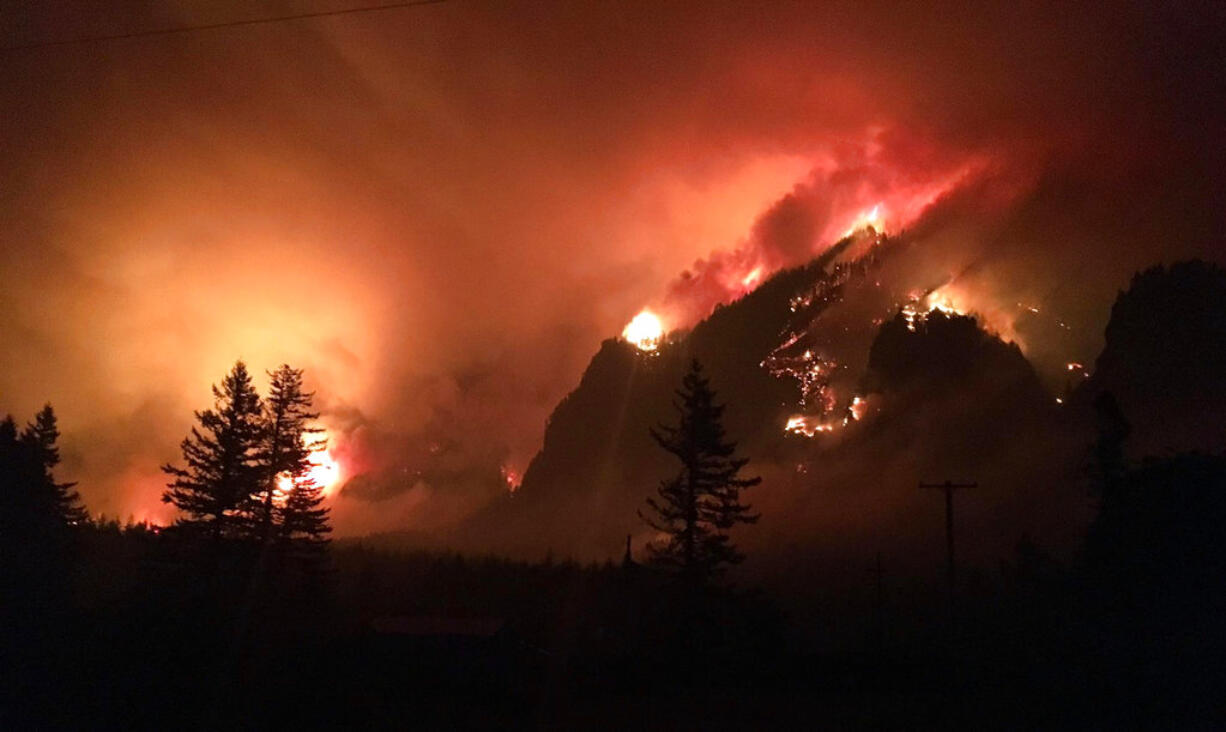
[0,1,1222,533]
[659,135,986,327]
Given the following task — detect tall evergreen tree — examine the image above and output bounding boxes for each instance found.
[162,361,263,541]
[1,408,83,614]
[279,475,331,558]
[20,404,87,525]
[0,416,43,534]
[250,365,322,542]
[639,359,761,586]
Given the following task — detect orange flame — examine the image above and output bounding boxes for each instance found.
[274,434,343,500]
[622,309,664,351]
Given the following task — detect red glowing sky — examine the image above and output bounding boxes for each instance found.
[0,1,1222,531]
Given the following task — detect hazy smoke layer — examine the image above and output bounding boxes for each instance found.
[0,1,1222,532]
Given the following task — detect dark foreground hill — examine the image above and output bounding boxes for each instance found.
[455,235,1088,575]
[1071,259,1226,456]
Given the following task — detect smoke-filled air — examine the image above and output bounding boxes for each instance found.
[4,1,1226,726]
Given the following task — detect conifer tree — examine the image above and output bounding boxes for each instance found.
[1,415,53,544]
[279,475,331,558]
[20,404,87,525]
[250,365,321,542]
[162,361,263,541]
[1,408,83,611]
[639,359,761,586]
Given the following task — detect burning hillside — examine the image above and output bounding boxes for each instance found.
[454,203,1088,562]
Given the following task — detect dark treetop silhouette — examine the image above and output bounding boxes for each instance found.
[161,360,331,553]
[639,359,761,586]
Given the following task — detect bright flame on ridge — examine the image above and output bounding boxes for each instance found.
[844,202,886,236]
[623,309,664,352]
[274,438,343,500]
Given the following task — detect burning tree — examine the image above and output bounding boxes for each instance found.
[639,359,761,586]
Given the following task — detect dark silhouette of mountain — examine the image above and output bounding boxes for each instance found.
[458,235,1066,560]
[1073,259,1226,455]
[866,310,1044,398]
[861,309,1052,448]
[454,243,853,558]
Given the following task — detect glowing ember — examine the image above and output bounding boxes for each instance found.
[785,415,835,437]
[623,309,664,351]
[901,301,921,331]
[501,465,521,493]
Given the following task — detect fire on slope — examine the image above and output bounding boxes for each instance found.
[617,170,1081,442]
[273,431,344,501]
[763,237,1078,440]
[622,309,665,352]
[901,287,970,331]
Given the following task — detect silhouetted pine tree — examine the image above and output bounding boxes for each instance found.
[20,404,87,525]
[162,361,263,541]
[250,365,321,542]
[264,366,332,567]
[639,359,760,586]
[280,475,331,560]
[0,416,41,530]
[0,408,82,614]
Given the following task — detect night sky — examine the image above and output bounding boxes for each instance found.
[2,0,1223,533]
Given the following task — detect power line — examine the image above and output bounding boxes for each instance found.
[1,0,448,52]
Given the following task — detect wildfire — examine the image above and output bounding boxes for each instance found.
[901,301,921,331]
[900,288,971,331]
[741,266,764,289]
[623,309,664,352]
[785,415,835,437]
[844,203,886,236]
[305,448,341,492]
[274,439,343,499]
[924,289,968,318]
[500,465,521,493]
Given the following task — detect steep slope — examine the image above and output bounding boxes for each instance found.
[1072,259,1226,455]
[459,230,1069,561]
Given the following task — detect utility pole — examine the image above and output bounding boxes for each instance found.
[919,480,976,610]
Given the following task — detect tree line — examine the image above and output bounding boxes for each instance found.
[0,361,334,612]
[2,356,760,596]
[161,361,330,561]
[0,404,89,614]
